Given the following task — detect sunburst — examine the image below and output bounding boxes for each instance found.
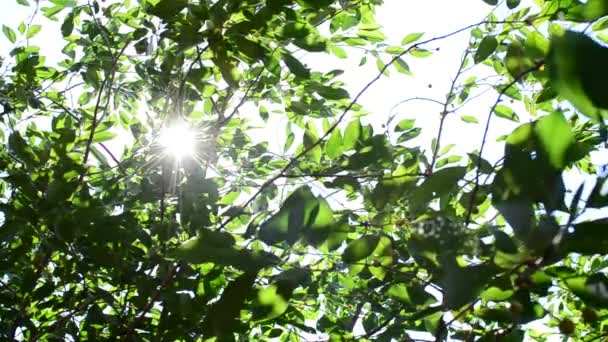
[158,122,197,160]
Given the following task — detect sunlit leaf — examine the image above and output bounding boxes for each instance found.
[494,104,519,122]
[26,24,41,39]
[2,25,16,43]
[534,111,574,169]
[401,32,424,45]
[564,274,608,307]
[460,115,478,124]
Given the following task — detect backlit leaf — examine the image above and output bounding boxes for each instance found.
[474,36,497,63]
[342,235,380,263]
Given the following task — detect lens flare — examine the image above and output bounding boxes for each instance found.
[159,123,196,159]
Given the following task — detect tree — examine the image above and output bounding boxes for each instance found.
[1,0,608,340]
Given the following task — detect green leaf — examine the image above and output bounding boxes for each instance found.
[395,119,415,132]
[410,48,432,58]
[535,86,558,103]
[548,30,608,120]
[505,41,535,79]
[2,25,16,43]
[368,235,393,280]
[493,199,535,240]
[325,128,343,160]
[588,176,608,208]
[564,219,608,255]
[393,58,412,75]
[92,130,116,143]
[173,231,279,271]
[507,0,521,9]
[61,13,74,37]
[545,266,577,278]
[564,274,608,307]
[525,32,549,58]
[506,122,534,147]
[77,92,92,105]
[89,145,110,168]
[475,308,513,324]
[234,37,266,63]
[342,119,361,151]
[442,261,498,309]
[401,32,424,45]
[387,283,412,304]
[493,231,518,254]
[356,29,385,42]
[147,0,187,19]
[201,272,257,337]
[397,128,421,143]
[215,58,241,88]
[568,0,608,21]
[481,287,514,301]
[460,115,478,124]
[534,111,574,169]
[330,45,347,59]
[342,235,380,263]
[494,104,519,122]
[253,285,290,321]
[294,34,327,52]
[259,187,336,247]
[313,85,350,100]
[410,167,467,212]
[303,121,322,163]
[435,155,461,168]
[482,0,498,5]
[26,24,41,39]
[474,36,498,63]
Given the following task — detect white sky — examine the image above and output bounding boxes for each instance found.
[1,1,607,341]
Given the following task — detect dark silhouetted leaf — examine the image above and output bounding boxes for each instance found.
[147,0,187,19]
[563,219,608,255]
[201,272,257,337]
[507,0,521,9]
[342,235,380,263]
[474,36,497,63]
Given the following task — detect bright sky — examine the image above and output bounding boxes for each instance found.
[1,1,607,340]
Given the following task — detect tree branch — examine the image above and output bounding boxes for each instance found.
[218,19,538,231]
[78,42,129,184]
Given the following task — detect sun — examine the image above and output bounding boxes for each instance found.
[158,123,196,159]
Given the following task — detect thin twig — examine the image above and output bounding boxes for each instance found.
[430,48,470,171]
[99,142,124,173]
[176,45,209,118]
[281,171,426,179]
[217,60,268,127]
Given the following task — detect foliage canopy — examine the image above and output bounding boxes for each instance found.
[2,0,608,340]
